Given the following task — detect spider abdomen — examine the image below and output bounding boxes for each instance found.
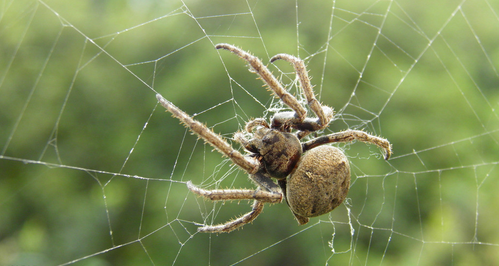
[286,145,350,218]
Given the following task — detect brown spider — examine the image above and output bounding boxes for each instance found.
[156,43,392,233]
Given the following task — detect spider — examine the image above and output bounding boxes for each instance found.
[156,43,392,233]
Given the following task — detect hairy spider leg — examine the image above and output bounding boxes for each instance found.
[302,129,393,160]
[186,181,281,203]
[215,43,307,123]
[186,168,282,233]
[270,54,334,129]
[156,93,259,174]
[197,200,265,233]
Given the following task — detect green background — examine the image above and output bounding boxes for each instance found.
[1,0,498,265]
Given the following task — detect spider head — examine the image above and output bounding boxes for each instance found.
[245,126,303,180]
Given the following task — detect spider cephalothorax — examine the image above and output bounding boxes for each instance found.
[235,120,302,179]
[156,43,392,233]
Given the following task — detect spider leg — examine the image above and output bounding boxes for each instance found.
[270,54,334,130]
[197,200,264,233]
[187,180,282,233]
[215,43,307,123]
[302,129,393,160]
[156,93,259,174]
[186,181,282,203]
[244,118,269,132]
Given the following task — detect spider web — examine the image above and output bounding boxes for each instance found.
[1,0,499,265]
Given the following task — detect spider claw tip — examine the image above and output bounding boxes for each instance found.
[215,43,230,50]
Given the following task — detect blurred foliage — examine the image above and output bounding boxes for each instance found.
[1,0,499,265]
